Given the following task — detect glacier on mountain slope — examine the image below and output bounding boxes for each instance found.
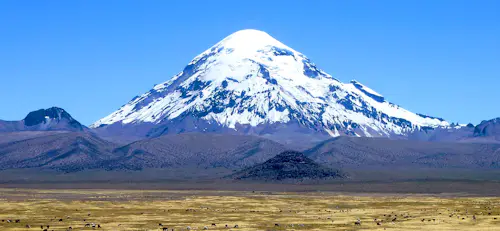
[91,29,449,139]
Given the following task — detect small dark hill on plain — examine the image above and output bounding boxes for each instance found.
[0,132,119,171]
[229,151,344,181]
[111,133,287,170]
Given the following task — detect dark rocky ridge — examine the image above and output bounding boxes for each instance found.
[0,107,86,132]
[409,118,500,144]
[474,118,500,141]
[229,151,344,181]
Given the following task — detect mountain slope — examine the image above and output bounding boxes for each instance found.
[229,150,344,181]
[473,118,500,142]
[92,29,449,143]
[305,136,500,169]
[0,131,70,144]
[408,119,500,144]
[111,133,287,169]
[0,132,119,171]
[0,107,86,132]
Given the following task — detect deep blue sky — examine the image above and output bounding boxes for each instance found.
[0,0,499,125]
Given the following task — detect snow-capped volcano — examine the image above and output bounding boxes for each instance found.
[91,29,449,143]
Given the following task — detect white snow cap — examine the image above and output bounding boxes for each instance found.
[91,29,449,137]
[220,29,292,51]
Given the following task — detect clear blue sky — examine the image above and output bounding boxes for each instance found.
[0,0,499,125]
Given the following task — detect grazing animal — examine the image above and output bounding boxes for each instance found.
[26,225,31,228]
[187,226,191,230]
[225,224,228,228]
[275,223,280,227]
[392,217,397,222]
[59,219,63,222]
[354,220,361,226]
[162,228,168,231]
[234,224,239,228]
[15,219,21,223]
[212,223,216,226]
[159,223,163,226]
[98,224,101,228]
[203,226,208,230]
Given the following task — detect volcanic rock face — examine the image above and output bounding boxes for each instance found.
[474,118,500,140]
[0,107,86,132]
[91,29,449,145]
[229,150,344,181]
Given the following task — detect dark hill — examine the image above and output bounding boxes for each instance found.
[0,107,86,132]
[229,150,344,181]
[0,132,119,171]
[474,118,500,142]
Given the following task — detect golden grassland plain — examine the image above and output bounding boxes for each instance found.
[0,189,499,230]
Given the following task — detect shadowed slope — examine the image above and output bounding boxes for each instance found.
[111,133,287,169]
[306,136,500,169]
[0,132,119,171]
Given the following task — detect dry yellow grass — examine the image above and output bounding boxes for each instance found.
[0,189,499,230]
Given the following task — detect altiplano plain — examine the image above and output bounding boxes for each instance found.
[0,189,499,231]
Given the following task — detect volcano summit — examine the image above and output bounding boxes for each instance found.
[91,29,449,145]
